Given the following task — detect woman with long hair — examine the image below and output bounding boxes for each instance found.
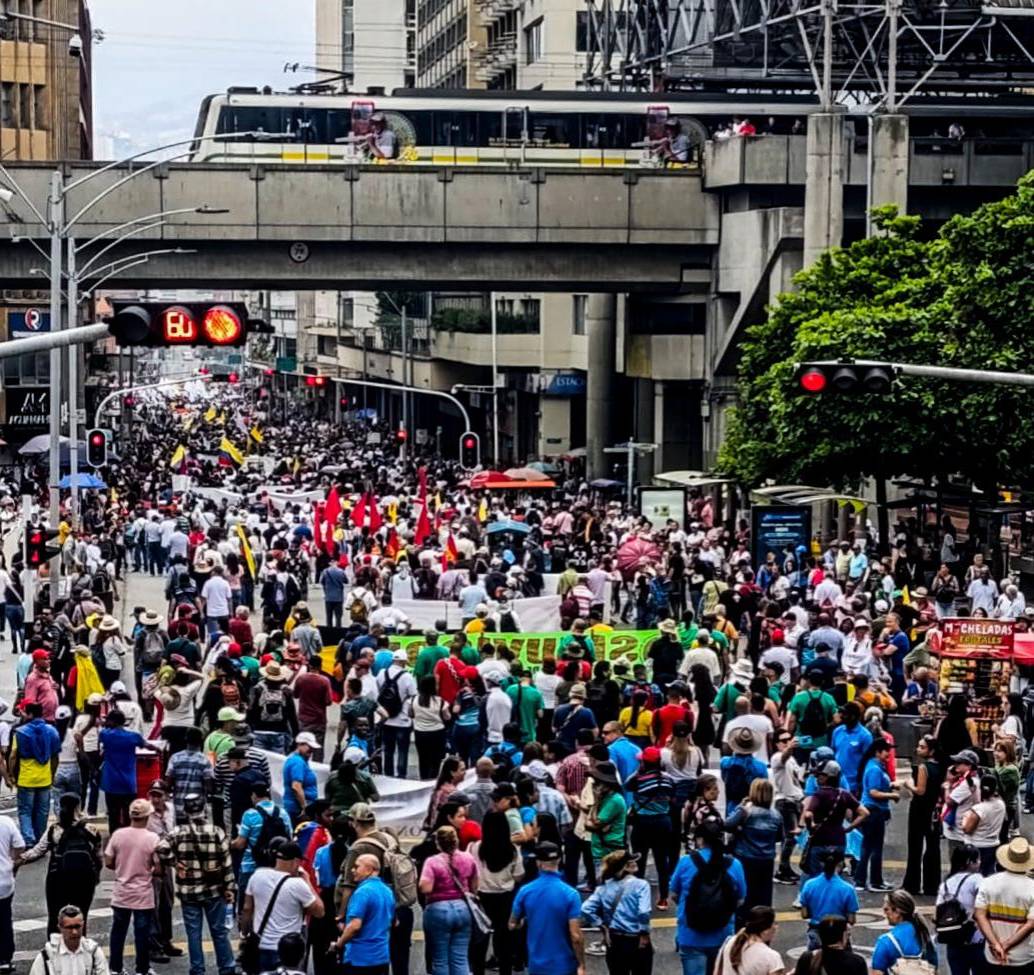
[627,746,676,909]
[18,792,102,933]
[419,825,480,975]
[903,734,944,896]
[451,668,484,766]
[935,844,983,975]
[426,756,466,829]
[409,675,451,779]
[725,779,784,922]
[998,693,1026,751]
[715,906,784,975]
[619,689,654,749]
[689,664,717,760]
[936,693,977,760]
[871,890,937,975]
[468,811,524,975]
[684,773,723,849]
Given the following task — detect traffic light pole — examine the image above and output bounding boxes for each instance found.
[0,323,109,359]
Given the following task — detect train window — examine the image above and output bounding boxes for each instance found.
[528,112,572,147]
[215,106,285,138]
[434,111,478,146]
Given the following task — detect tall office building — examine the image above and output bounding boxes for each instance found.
[315,0,416,91]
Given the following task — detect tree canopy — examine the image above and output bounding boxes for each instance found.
[718,173,1034,493]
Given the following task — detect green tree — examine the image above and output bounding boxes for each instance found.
[719,180,1034,493]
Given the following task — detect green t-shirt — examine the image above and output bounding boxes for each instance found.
[413,644,448,683]
[591,792,628,860]
[708,629,730,654]
[460,645,481,666]
[788,689,837,747]
[714,682,745,722]
[506,683,544,743]
[205,729,236,759]
[239,656,260,682]
[678,624,700,652]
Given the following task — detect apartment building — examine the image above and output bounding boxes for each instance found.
[315,0,416,91]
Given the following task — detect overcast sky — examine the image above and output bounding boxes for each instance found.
[89,0,316,156]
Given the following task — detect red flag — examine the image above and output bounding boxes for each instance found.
[324,487,342,554]
[350,492,366,529]
[414,502,432,547]
[445,532,458,563]
[385,527,399,560]
[368,494,383,534]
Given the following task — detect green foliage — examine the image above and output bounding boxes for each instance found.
[431,307,540,334]
[719,186,1034,490]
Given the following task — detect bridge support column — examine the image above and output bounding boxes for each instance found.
[869,113,909,227]
[586,293,616,480]
[804,112,845,266]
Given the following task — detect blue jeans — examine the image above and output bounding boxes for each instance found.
[17,785,50,846]
[258,948,281,973]
[253,730,291,754]
[452,723,482,767]
[855,806,889,888]
[4,605,23,655]
[946,941,984,975]
[52,763,82,808]
[679,944,721,975]
[110,906,152,975]
[424,899,472,975]
[381,724,412,779]
[182,896,236,975]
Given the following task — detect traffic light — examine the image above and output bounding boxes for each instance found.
[106,302,259,348]
[794,361,896,395]
[305,375,327,388]
[208,372,240,384]
[25,524,60,569]
[85,428,108,467]
[395,428,408,444]
[460,431,480,470]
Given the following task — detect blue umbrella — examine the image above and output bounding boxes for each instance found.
[485,519,531,535]
[58,472,107,489]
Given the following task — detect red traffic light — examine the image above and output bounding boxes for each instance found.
[306,375,327,387]
[396,429,408,441]
[89,431,104,447]
[463,436,476,449]
[199,367,210,376]
[263,368,275,377]
[201,306,243,346]
[799,368,828,393]
[122,394,135,407]
[161,305,198,344]
[228,372,239,384]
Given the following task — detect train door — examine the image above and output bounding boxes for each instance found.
[501,105,528,164]
[348,100,375,159]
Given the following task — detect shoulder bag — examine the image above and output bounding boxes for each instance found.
[239,874,291,974]
[444,854,493,939]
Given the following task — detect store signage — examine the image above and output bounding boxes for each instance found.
[8,309,50,336]
[5,387,50,428]
[751,505,812,568]
[545,372,586,396]
[941,618,1015,658]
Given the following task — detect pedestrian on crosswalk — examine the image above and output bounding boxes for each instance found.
[28,905,109,975]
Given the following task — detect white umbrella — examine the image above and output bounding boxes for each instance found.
[18,434,68,455]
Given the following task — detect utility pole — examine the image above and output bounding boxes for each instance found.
[400,304,408,458]
[490,293,500,465]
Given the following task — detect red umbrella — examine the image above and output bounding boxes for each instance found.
[469,470,510,489]
[616,536,662,578]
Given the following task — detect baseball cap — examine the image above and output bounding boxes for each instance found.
[819,760,842,778]
[348,802,377,824]
[109,680,128,695]
[951,749,980,767]
[534,842,561,862]
[148,781,168,796]
[641,746,661,764]
[393,649,409,662]
[569,682,587,700]
[276,841,303,861]
[217,706,245,723]
[31,649,50,662]
[295,732,320,748]
[129,798,153,818]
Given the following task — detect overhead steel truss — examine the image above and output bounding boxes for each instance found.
[581,0,1034,106]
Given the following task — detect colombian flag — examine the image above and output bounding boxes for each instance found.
[204,406,216,423]
[169,445,187,469]
[249,426,264,445]
[219,437,245,467]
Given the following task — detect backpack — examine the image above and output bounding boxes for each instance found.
[251,804,291,868]
[363,835,418,907]
[377,669,404,719]
[349,592,370,624]
[485,741,519,783]
[885,932,936,975]
[91,569,111,596]
[684,851,738,932]
[800,691,829,738]
[138,630,167,670]
[256,683,286,724]
[722,757,754,808]
[499,611,518,632]
[935,875,976,945]
[650,577,670,613]
[52,821,98,879]
[220,680,241,709]
[273,577,289,610]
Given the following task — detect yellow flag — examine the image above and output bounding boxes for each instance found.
[236,524,256,580]
[217,411,226,425]
[249,426,264,445]
[182,415,194,432]
[435,491,442,512]
[478,498,488,523]
[219,437,245,466]
[204,406,216,423]
[388,502,397,525]
[169,445,186,469]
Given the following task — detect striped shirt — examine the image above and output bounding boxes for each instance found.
[975,871,1034,965]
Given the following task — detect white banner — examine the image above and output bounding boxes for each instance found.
[392,594,561,632]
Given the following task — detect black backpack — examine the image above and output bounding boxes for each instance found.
[52,821,98,879]
[251,804,290,867]
[800,691,829,738]
[685,851,738,932]
[378,669,404,718]
[935,875,976,945]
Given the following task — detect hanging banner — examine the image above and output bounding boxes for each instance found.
[940,618,1015,658]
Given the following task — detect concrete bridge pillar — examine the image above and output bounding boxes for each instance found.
[586,293,617,480]
[869,113,910,226]
[804,112,845,266]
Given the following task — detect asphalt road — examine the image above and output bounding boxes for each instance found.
[0,565,987,973]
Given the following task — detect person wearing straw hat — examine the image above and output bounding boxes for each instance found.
[974,838,1034,969]
[719,728,767,817]
[247,660,298,756]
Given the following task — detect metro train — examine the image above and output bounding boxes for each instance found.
[189,87,1034,168]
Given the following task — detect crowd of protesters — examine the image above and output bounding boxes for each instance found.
[0,386,1032,975]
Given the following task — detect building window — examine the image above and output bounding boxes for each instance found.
[572,294,587,335]
[19,84,31,130]
[575,11,590,51]
[317,335,337,358]
[33,86,46,130]
[1,84,15,129]
[524,19,543,64]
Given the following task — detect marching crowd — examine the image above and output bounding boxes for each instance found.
[0,389,1033,975]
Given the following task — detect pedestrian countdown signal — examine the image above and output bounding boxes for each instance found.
[106,302,254,347]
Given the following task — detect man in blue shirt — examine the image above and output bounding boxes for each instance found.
[551,685,598,752]
[230,782,292,902]
[878,612,911,700]
[602,722,641,789]
[670,821,747,975]
[319,563,348,628]
[831,703,873,796]
[98,707,162,836]
[337,853,395,975]
[282,732,319,822]
[854,738,899,892]
[799,851,859,948]
[510,842,585,975]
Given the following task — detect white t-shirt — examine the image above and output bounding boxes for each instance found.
[201,576,233,618]
[724,714,774,762]
[771,750,804,801]
[715,935,784,975]
[759,646,796,683]
[246,868,318,951]
[0,815,25,898]
[376,666,418,728]
[975,871,1034,965]
[485,688,513,743]
[968,798,1007,849]
[534,673,562,709]
[944,775,981,843]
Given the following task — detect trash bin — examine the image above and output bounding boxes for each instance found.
[136,749,163,799]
